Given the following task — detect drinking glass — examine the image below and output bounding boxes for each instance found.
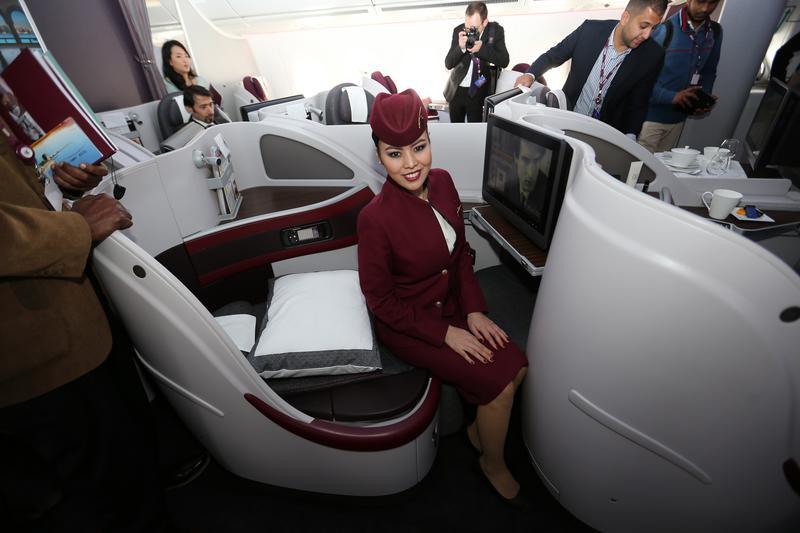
[706,138,740,175]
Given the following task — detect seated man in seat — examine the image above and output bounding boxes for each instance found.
[183,85,230,129]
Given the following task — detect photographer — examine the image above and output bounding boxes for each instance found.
[444,2,509,123]
[639,0,723,153]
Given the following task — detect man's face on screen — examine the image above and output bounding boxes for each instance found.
[515,142,545,198]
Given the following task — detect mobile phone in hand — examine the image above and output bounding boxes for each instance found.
[692,89,716,110]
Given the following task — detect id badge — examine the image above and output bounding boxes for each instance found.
[690,73,700,86]
[474,74,486,88]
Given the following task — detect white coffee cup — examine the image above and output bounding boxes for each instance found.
[703,146,731,159]
[670,147,700,167]
[701,189,743,220]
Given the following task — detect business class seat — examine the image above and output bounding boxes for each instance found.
[370,70,439,120]
[243,75,267,101]
[370,71,398,94]
[157,91,232,152]
[209,84,223,107]
[232,76,269,121]
[92,230,441,496]
[157,91,190,139]
[324,82,375,125]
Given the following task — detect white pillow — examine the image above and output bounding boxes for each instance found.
[214,314,256,352]
[250,270,381,379]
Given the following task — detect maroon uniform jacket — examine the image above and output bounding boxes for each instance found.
[357,168,487,344]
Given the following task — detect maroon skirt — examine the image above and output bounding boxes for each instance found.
[376,317,528,405]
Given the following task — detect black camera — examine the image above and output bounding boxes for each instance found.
[465,26,478,49]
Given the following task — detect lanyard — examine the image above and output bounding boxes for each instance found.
[471,54,481,75]
[681,8,713,76]
[594,37,625,111]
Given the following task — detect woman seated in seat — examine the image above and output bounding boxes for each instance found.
[357,89,529,506]
[161,40,209,93]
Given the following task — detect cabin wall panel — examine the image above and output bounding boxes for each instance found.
[175,0,261,117]
[25,0,152,111]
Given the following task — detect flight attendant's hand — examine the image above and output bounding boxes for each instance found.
[467,312,509,350]
[445,326,493,365]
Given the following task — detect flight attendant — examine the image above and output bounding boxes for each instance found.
[357,89,528,506]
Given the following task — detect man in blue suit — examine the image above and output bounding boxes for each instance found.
[515,0,667,138]
[639,0,723,153]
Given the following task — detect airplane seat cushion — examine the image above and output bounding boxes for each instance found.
[512,62,530,73]
[213,299,428,422]
[324,83,375,125]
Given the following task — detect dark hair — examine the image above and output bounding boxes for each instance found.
[372,130,430,149]
[625,0,668,16]
[183,85,212,108]
[162,40,197,91]
[465,2,488,20]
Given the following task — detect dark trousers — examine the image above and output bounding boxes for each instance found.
[448,86,488,123]
[0,345,168,532]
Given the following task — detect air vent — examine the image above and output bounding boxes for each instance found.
[210,8,371,23]
[381,1,517,13]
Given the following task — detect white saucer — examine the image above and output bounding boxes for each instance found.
[660,153,700,169]
[664,160,701,171]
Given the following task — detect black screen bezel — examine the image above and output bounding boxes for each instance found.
[481,115,573,251]
[746,78,788,167]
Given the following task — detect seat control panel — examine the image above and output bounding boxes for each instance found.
[281,220,332,247]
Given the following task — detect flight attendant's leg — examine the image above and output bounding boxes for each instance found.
[472,367,527,499]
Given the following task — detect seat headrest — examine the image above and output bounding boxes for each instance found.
[209,84,222,106]
[529,83,552,105]
[157,91,191,139]
[324,83,375,125]
[370,71,397,94]
[242,76,267,102]
[384,76,398,94]
[512,62,530,73]
[545,89,567,110]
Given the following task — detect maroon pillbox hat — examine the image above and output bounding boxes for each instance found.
[370,89,428,146]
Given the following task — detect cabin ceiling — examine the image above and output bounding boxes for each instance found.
[147,0,628,35]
